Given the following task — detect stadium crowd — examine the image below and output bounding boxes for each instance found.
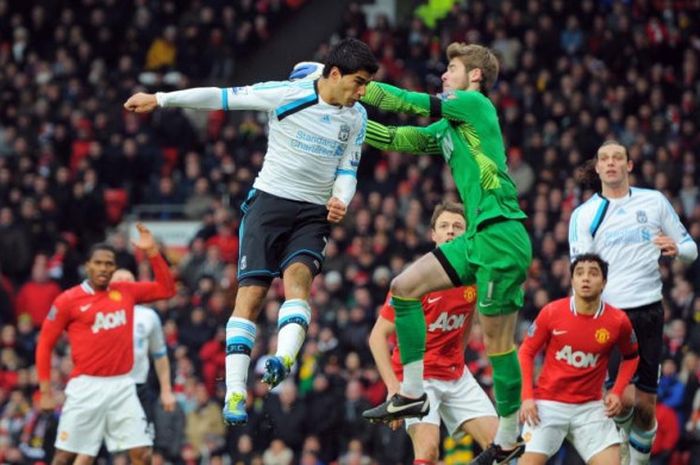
[0,0,699,464]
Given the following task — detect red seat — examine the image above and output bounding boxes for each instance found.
[162,147,179,176]
[104,188,129,225]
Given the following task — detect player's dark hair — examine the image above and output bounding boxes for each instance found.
[570,253,608,281]
[575,140,629,191]
[87,242,117,261]
[322,38,378,78]
[430,200,465,230]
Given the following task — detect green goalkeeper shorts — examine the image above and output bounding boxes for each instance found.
[433,218,532,316]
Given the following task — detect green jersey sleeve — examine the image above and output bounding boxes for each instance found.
[361,82,490,124]
[365,120,442,155]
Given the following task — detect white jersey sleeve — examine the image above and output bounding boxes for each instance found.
[147,310,167,359]
[568,202,595,259]
[131,305,165,384]
[332,104,366,205]
[157,81,288,111]
[658,194,698,263]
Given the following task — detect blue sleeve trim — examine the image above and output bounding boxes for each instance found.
[275,93,319,120]
[221,88,229,111]
[336,169,357,177]
[589,198,610,238]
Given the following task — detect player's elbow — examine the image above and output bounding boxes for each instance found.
[682,242,699,263]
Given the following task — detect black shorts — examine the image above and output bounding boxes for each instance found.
[136,382,157,423]
[237,189,330,286]
[607,301,663,394]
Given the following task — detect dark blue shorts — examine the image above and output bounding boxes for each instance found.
[237,189,330,286]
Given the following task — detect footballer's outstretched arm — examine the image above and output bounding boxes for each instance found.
[365,120,442,155]
[125,83,288,113]
[361,81,482,123]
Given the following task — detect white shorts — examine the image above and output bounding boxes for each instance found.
[56,375,152,456]
[522,399,620,462]
[405,370,496,437]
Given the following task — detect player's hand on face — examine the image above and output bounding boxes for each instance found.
[604,393,622,417]
[519,398,539,426]
[653,234,679,258]
[124,93,158,113]
[131,222,159,256]
[326,197,347,223]
[39,391,55,412]
[160,390,177,412]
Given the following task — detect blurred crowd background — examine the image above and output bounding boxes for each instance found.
[1,0,700,464]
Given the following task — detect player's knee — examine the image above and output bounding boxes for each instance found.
[282,262,314,295]
[129,446,152,465]
[634,398,657,428]
[51,451,76,465]
[233,285,268,318]
[390,276,416,298]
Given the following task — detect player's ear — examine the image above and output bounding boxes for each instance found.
[469,68,482,83]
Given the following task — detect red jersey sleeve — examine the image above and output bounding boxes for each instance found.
[118,254,176,303]
[518,305,552,400]
[610,313,640,396]
[35,295,71,382]
[378,293,395,323]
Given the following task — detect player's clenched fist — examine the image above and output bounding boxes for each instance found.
[519,398,540,426]
[326,197,347,223]
[124,92,158,113]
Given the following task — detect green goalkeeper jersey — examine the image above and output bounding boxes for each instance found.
[362,82,526,237]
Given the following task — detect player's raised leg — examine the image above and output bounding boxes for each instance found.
[263,261,314,388]
[588,445,621,465]
[223,283,269,425]
[469,220,531,464]
[362,251,453,422]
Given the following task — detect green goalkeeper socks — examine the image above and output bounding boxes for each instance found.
[391,296,426,365]
[489,348,522,417]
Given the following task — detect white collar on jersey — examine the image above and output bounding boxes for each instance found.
[569,296,605,319]
[80,280,96,295]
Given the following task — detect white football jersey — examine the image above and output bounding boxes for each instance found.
[131,305,167,384]
[569,187,697,308]
[223,80,366,205]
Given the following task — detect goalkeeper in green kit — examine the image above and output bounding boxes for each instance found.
[360,43,532,465]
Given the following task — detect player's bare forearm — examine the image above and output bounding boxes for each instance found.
[369,319,401,395]
[154,355,176,411]
[362,82,432,117]
[365,120,441,155]
[154,355,172,393]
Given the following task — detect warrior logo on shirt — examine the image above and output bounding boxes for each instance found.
[595,328,611,344]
